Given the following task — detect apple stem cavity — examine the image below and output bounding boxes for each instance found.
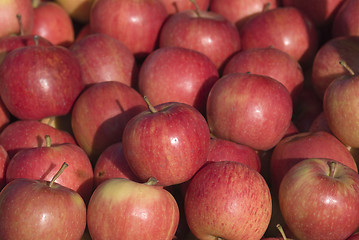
[328,161,337,178]
[339,60,355,76]
[276,224,287,240]
[48,162,69,188]
[189,0,201,17]
[144,96,158,113]
[45,135,51,147]
[144,177,159,186]
[16,14,24,36]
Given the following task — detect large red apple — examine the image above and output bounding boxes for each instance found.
[185,161,272,239]
[279,158,359,240]
[70,33,138,88]
[138,46,219,114]
[122,99,210,186]
[160,0,209,14]
[239,6,319,67]
[90,0,168,59]
[332,0,359,38]
[87,177,179,240]
[206,72,293,151]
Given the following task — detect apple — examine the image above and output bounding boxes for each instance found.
[87,177,179,240]
[90,0,168,59]
[0,145,9,190]
[332,0,359,38]
[74,24,91,42]
[270,130,358,194]
[279,158,359,240]
[55,0,93,23]
[159,6,241,71]
[31,1,75,47]
[0,0,34,38]
[0,119,76,158]
[70,33,138,88]
[309,111,331,133]
[0,162,87,240]
[71,81,148,162]
[138,46,219,115]
[94,142,139,187]
[209,0,279,30]
[160,0,209,15]
[239,6,319,67]
[223,46,304,103]
[5,135,94,203]
[206,72,293,151]
[207,136,261,172]
[311,35,359,99]
[262,224,294,240]
[0,38,85,120]
[122,98,210,186]
[184,161,272,239]
[348,232,359,240]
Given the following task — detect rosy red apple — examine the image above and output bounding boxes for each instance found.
[122,98,210,186]
[87,177,179,240]
[279,158,359,240]
[138,46,219,114]
[332,0,359,37]
[160,0,209,14]
[206,72,293,151]
[185,161,272,239]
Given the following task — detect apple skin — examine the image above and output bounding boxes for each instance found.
[122,101,210,186]
[348,232,359,240]
[206,72,293,151]
[70,33,138,88]
[0,120,76,158]
[0,44,84,120]
[138,46,219,115]
[71,81,147,162]
[311,36,359,99]
[184,161,272,240]
[0,145,9,190]
[31,2,75,47]
[87,178,180,240]
[270,131,358,194]
[207,137,261,172]
[279,158,359,240]
[159,9,241,71]
[239,6,319,67]
[223,46,304,103]
[160,0,209,15]
[0,0,34,38]
[94,142,140,187]
[332,0,359,38]
[90,0,168,59]
[0,178,87,240]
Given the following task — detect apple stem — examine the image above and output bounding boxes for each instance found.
[45,135,51,147]
[189,0,201,17]
[328,161,337,177]
[263,2,271,11]
[276,224,287,240]
[48,162,68,188]
[172,2,179,13]
[339,60,355,75]
[34,35,40,46]
[144,177,159,186]
[16,14,24,36]
[144,96,158,113]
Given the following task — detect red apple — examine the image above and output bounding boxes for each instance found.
[0,145,9,190]
[122,99,210,186]
[94,142,139,187]
[159,7,241,71]
[332,0,359,37]
[0,119,76,158]
[90,0,168,59]
[160,0,209,15]
[138,46,219,114]
[223,46,304,103]
[87,177,179,240]
[348,232,359,240]
[185,161,272,239]
[279,158,359,240]
[0,163,87,240]
[206,72,293,151]
[270,131,358,194]
[6,135,94,203]
[71,81,147,162]
[31,1,75,47]
[239,6,319,67]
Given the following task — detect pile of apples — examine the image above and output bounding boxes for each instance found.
[1,0,359,239]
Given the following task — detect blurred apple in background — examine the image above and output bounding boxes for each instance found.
[31,1,75,47]
[90,0,168,60]
[160,0,209,15]
[159,6,241,71]
[55,0,94,23]
[71,81,147,162]
[87,177,179,240]
[332,0,359,38]
[239,6,319,68]
[206,72,293,151]
[223,46,304,103]
[70,33,138,88]
[138,46,219,115]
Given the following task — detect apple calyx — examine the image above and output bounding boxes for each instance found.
[16,14,24,36]
[144,177,159,186]
[189,0,201,17]
[48,162,69,188]
[339,60,355,76]
[276,224,288,240]
[328,161,337,178]
[144,96,158,113]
